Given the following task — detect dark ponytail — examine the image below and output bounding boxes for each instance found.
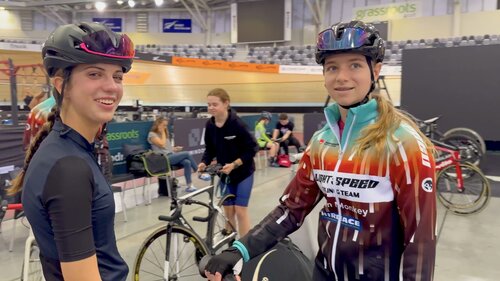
[8,68,71,196]
[8,110,58,195]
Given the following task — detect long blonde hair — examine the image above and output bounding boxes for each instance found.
[355,93,434,156]
[151,117,169,139]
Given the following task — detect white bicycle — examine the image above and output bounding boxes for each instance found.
[1,200,45,281]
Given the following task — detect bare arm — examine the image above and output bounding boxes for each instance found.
[272,129,279,140]
[149,131,167,148]
[61,255,102,281]
[281,130,292,141]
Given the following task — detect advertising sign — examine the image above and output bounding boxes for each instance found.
[107,121,152,174]
[173,118,208,163]
[303,113,326,144]
[92,17,123,32]
[352,1,421,22]
[162,19,192,33]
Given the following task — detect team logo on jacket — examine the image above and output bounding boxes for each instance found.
[421,177,433,192]
[313,170,394,203]
[320,211,362,231]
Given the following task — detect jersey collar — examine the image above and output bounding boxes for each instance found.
[52,119,94,152]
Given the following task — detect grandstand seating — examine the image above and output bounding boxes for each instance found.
[2,34,500,66]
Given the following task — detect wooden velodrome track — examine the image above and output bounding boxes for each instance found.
[0,50,400,106]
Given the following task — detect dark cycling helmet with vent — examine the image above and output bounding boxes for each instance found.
[42,22,135,77]
[315,20,385,65]
[315,21,385,109]
[261,111,272,121]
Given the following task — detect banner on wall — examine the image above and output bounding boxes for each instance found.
[92,17,123,32]
[352,1,421,22]
[303,113,326,145]
[173,118,208,163]
[107,121,152,174]
[134,52,172,63]
[162,19,192,33]
[172,57,280,73]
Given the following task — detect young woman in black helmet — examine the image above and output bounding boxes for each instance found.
[205,21,436,281]
[9,22,134,281]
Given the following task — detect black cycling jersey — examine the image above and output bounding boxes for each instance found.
[22,119,128,281]
[201,109,259,184]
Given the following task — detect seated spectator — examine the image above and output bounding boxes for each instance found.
[148,117,200,194]
[272,113,303,155]
[254,112,279,166]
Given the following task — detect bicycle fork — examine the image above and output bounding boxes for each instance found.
[454,162,465,193]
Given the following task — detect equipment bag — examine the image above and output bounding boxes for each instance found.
[277,154,292,168]
[127,150,170,177]
[240,238,313,281]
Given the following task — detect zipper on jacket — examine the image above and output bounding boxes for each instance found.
[325,113,357,281]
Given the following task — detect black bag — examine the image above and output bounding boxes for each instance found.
[127,151,170,177]
[240,238,313,281]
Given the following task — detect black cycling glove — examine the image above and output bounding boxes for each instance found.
[205,247,243,276]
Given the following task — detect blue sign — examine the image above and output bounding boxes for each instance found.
[107,121,152,174]
[162,19,192,33]
[93,17,123,32]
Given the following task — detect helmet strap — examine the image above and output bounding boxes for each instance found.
[338,56,375,110]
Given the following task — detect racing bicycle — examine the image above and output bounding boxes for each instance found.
[433,139,490,215]
[133,164,237,280]
[403,112,486,166]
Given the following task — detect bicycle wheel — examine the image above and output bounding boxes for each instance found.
[133,225,209,281]
[443,127,486,154]
[441,129,485,166]
[436,162,490,215]
[20,242,44,281]
[211,194,237,248]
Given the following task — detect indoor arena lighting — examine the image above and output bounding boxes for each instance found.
[128,0,136,8]
[95,1,106,12]
[116,0,124,4]
[154,0,164,6]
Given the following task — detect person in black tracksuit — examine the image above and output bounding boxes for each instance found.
[8,22,134,281]
[198,88,259,237]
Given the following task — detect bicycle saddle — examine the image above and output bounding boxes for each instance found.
[422,116,440,124]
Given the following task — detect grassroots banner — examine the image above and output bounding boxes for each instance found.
[353,1,421,22]
[107,121,153,174]
[303,113,326,145]
[173,118,209,163]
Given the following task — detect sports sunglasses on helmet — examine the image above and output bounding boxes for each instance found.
[316,27,371,51]
[78,31,135,59]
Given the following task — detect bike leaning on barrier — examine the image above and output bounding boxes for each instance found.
[204,20,437,281]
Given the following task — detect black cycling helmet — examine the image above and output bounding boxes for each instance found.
[42,22,134,77]
[315,20,385,65]
[261,111,272,121]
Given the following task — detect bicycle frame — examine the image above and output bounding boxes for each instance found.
[157,174,237,279]
[432,139,464,192]
[158,180,233,254]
